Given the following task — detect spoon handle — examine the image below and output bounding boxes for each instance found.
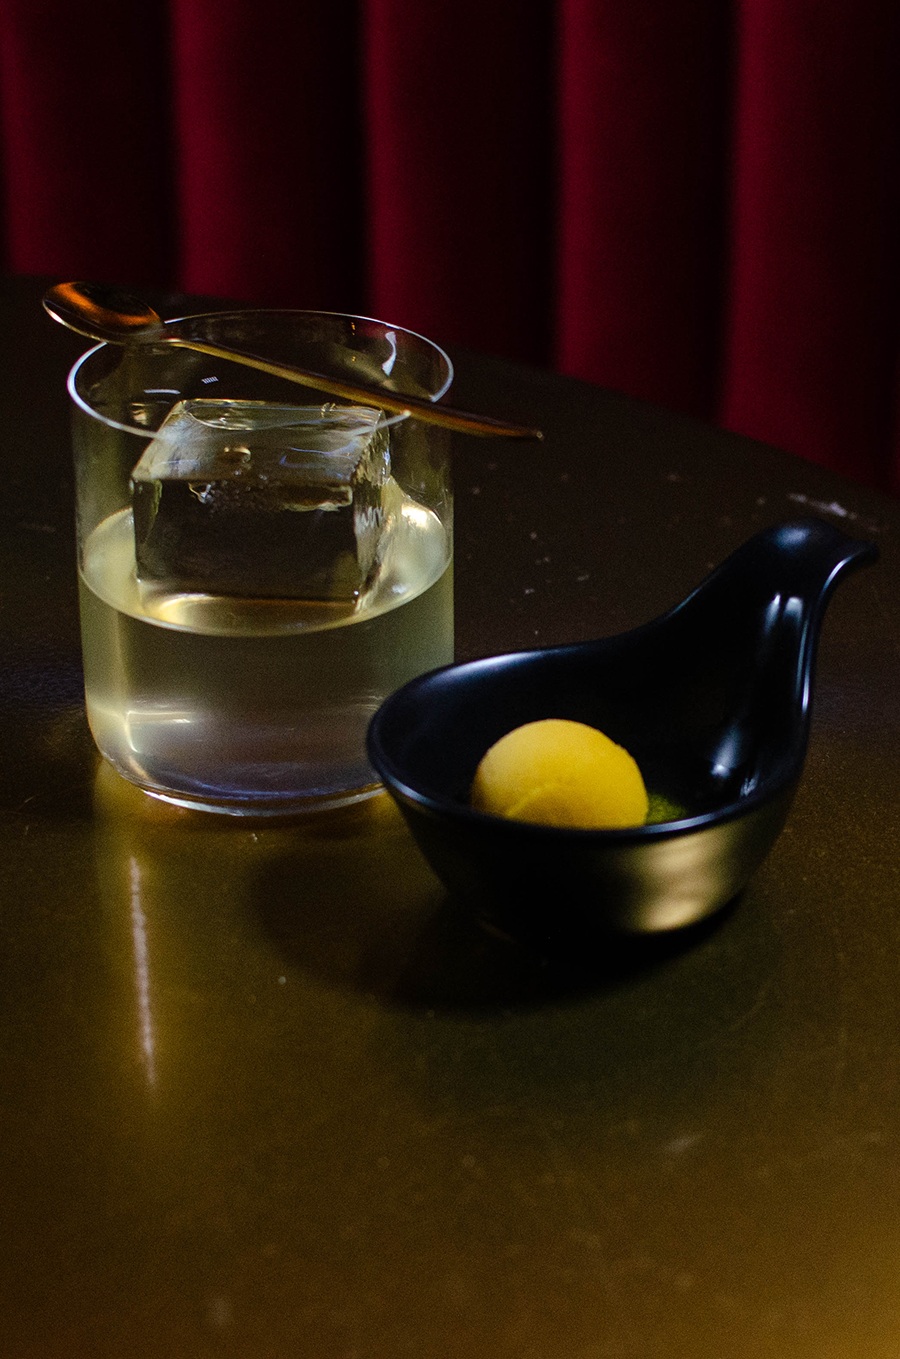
[167,335,543,440]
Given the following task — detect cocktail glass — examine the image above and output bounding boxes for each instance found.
[68,310,454,815]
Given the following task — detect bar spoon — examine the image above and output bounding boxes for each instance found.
[43,281,543,441]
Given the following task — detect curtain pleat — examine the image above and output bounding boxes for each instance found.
[0,0,173,284]
[555,0,732,418]
[169,0,363,311]
[364,0,554,363]
[0,0,897,490]
[722,0,900,486]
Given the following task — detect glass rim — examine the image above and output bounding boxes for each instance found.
[67,306,455,438]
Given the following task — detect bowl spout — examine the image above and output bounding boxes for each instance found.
[644,517,879,804]
[676,518,877,638]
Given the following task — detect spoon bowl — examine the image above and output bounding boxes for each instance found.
[367,519,877,952]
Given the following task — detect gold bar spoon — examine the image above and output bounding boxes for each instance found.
[43,281,543,441]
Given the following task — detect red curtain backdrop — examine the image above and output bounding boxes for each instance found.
[0,0,897,489]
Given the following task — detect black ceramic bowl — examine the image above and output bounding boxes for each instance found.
[367,520,876,952]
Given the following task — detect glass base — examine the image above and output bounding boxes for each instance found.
[148,784,384,817]
[104,761,384,818]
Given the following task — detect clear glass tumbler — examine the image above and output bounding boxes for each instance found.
[68,310,454,815]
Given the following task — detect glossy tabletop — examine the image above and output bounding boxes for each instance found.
[2,275,900,1358]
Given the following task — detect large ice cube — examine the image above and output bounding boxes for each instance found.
[131,399,391,600]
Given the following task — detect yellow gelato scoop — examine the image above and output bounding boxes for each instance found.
[471,718,649,830]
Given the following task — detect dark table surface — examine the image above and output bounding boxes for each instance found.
[2,273,900,1358]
